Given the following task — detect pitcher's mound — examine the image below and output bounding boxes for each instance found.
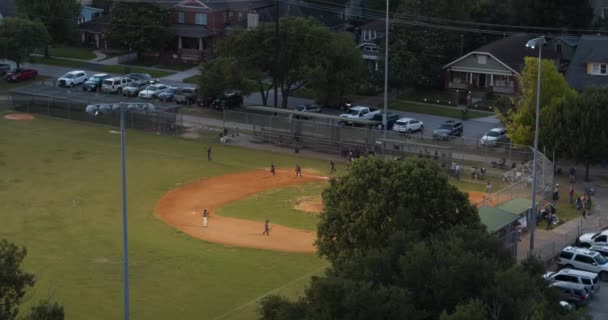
[294,196,323,214]
[4,113,34,121]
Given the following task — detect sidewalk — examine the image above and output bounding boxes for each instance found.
[161,67,199,82]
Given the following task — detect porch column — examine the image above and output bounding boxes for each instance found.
[178,36,183,49]
[81,31,86,44]
[469,72,473,84]
[94,33,100,49]
[198,37,203,52]
[490,74,494,86]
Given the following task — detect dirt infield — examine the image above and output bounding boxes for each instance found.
[4,113,34,121]
[468,191,498,207]
[294,196,323,214]
[155,169,327,253]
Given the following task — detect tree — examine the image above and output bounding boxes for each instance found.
[0,17,50,68]
[109,2,172,61]
[307,31,366,106]
[0,239,35,320]
[15,0,80,57]
[260,158,589,319]
[497,57,577,146]
[24,300,65,320]
[198,57,255,98]
[541,88,608,180]
[506,0,593,29]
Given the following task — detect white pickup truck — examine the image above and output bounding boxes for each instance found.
[339,106,381,125]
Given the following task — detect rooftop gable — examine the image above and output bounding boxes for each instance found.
[565,34,608,90]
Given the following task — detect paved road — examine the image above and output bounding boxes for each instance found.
[21,62,500,139]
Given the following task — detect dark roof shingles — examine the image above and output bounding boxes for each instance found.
[565,35,608,90]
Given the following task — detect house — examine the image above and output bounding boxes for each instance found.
[442,34,557,102]
[167,0,273,61]
[545,35,580,68]
[79,15,111,49]
[565,35,608,91]
[78,5,104,24]
[357,20,385,72]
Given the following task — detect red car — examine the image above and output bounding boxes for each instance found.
[5,69,38,82]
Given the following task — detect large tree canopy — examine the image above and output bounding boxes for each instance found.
[15,0,80,49]
[498,57,577,146]
[260,158,583,319]
[541,87,608,180]
[109,2,172,60]
[0,17,50,68]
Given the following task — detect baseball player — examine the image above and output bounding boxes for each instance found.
[203,208,208,227]
[295,164,302,177]
[262,219,270,236]
[330,160,336,174]
[270,162,276,176]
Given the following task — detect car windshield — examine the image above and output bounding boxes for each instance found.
[439,124,453,130]
[592,232,602,239]
[296,106,306,111]
[63,74,74,79]
[346,109,359,115]
[88,77,100,82]
[396,120,408,125]
[148,87,158,92]
[102,80,112,85]
[595,255,608,265]
[486,131,501,137]
[166,88,177,93]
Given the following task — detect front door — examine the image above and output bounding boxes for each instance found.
[478,74,486,88]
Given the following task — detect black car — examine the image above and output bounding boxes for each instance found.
[82,73,111,92]
[372,112,400,130]
[432,120,464,140]
[209,93,243,110]
[0,63,10,75]
[126,73,158,84]
[175,87,198,105]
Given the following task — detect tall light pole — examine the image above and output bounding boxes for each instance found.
[382,0,389,138]
[525,36,546,253]
[86,102,155,320]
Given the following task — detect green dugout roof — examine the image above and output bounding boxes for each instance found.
[498,197,532,215]
[478,206,520,233]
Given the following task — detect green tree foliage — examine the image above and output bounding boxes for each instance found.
[24,300,65,320]
[0,239,35,320]
[507,0,593,29]
[0,17,50,68]
[109,2,172,60]
[198,57,254,98]
[307,32,366,106]
[498,57,577,146]
[15,0,80,54]
[260,158,588,320]
[541,88,608,180]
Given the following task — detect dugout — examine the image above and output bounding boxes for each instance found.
[478,206,521,257]
[9,85,182,133]
[376,138,453,171]
[498,197,532,231]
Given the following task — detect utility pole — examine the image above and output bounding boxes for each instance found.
[273,0,280,109]
[382,0,389,138]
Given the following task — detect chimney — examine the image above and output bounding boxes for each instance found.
[247,10,259,29]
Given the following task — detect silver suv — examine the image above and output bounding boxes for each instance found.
[543,268,600,294]
[549,281,591,307]
[558,246,608,281]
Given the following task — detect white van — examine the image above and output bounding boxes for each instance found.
[544,268,600,294]
[101,77,132,94]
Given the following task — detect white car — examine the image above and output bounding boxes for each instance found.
[557,246,608,281]
[578,230,608,247]
[57,70,87,87]
[543,268,600,294]
[393,118,424,133]
[138,84,167,99]
[480,128,508,146]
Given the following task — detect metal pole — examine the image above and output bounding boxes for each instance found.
[273,0,279,109]
[529,44,542,253]
[222,105,226,130]
[382,0,389,138]
[120,103,130,320]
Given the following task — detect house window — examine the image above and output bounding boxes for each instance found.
[590,63,608,76]
[178,11,184,24]
[602,64,607,74]
[477,55,487,64]
[196,13,207,25]
[363,29,368,41]
[373,30,377,39]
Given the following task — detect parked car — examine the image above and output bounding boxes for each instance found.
[480,128,508,146]
[393,117,424,133]
[82,73,111,92]
[0,63,11,75]
[543,268,600,294]
[292,104,322,119]
[122,81,148,97]
[138,84,168,99]
[578,230,608,248]
[101,77,132,94]
[549,281,591,307]
[339,106,380,125]
[126,73,158,84]
[372,112,400,130]
[157,87,179,102]
[211,93,243,110]
[174,87,198,104]
[5,69,38,82]
[557,246,608,281]
[433,120,463,140]
[57,70,87,87]
[590,245,608,258]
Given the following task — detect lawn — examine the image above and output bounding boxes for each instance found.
[182,75,199,84]
[29,57,175,78]
[0,76,51,94]
[34,46,96,60]
[390,100,492,119]
[0,115,332,319]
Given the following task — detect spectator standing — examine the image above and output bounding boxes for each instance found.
[569,167,576,183]
[569,184,575,204]
[552,184,560,208]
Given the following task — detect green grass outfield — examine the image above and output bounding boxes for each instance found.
[0,115,333,319]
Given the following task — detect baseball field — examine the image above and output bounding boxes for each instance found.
[0,112,491,319]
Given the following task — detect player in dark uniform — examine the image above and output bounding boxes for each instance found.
[295,164,302,177]
[262,219,270,236]
[270,162,276,176]
[330,160,336,174]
